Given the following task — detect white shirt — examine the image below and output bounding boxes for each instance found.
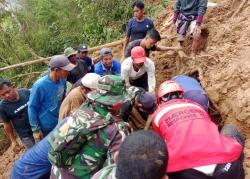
[121,57,155,93]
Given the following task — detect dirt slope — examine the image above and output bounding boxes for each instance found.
[152,0,250,176]
[0,0,250,178]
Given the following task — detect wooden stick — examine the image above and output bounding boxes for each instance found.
[0,39,125,73]
[0,57,50,72]
[163,16,173,27]
[163,46,183,51]
[144,115,152,130]
[10,72,42,79]
[231,0,248,18]
[88,39,124,52]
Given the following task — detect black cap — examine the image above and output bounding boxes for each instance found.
[78,44,88,52]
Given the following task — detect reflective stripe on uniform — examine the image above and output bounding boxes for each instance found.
[154,103,205,127]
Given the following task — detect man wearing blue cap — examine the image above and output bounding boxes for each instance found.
[172,75,209,111]
[95,48,121,76]
[28,55,75,141]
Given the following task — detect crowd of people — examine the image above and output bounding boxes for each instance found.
[0,0,245,179]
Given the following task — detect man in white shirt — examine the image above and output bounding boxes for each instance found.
[121,46,155,93]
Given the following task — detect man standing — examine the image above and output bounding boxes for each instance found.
[173,0,208,54]
[95,48,121,76]
[64,47,88,84]
[123,0,155,51]
[121,46,156,93]
[0,79,34,149]
[28,55,75,140]
[77,43,95,72]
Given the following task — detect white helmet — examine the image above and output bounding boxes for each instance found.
[81,73,101,89]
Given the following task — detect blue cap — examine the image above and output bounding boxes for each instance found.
[184,90,209,111]
[139,92,156,110]
[100,48,112,57]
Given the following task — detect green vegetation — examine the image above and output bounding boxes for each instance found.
[0,0,164,87]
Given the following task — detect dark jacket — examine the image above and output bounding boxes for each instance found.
[175,0,208,17]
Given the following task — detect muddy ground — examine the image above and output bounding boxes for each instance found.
[0,0,249,178]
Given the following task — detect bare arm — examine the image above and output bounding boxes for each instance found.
[121,60,131,88]
[147,62,156,93]
[3,122,16,143]
[122,36,130,59]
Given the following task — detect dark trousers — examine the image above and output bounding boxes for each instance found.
[130,73,148,91]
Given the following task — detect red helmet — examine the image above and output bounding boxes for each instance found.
[157,80,184,103]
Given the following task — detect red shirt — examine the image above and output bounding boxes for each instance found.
[152,99,242,172]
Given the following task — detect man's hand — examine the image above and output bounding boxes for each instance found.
[192,25,202,54]
[193,25,201,38]
[33,130,43,143]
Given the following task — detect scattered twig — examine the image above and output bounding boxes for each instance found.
[144,115,152,130]
[231,0,248,18]
[10,72,42,79]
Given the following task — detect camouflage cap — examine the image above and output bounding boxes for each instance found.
[97,75,126,95]
[64,47,77,58]
[87,75,130,111]
[87,90,128,107]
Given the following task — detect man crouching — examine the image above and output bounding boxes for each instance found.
[48,75,132,179]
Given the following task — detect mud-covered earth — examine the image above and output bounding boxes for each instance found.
[0,0,249,178]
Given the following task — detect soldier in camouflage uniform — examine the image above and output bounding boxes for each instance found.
[10,75,155,179]
[48,75,132,179]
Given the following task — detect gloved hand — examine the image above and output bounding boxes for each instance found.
[33,130,43,143]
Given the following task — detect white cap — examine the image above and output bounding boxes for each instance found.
[81,73,101,89]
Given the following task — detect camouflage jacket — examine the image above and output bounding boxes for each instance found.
[48,103,129,179]
[91,164,117,179]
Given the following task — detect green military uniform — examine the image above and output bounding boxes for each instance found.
[48,75,131,179]
[91,164,117,179]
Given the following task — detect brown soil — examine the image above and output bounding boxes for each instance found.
[152,0,250,177]
[0,139,24,179]
[0,0,250,178]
